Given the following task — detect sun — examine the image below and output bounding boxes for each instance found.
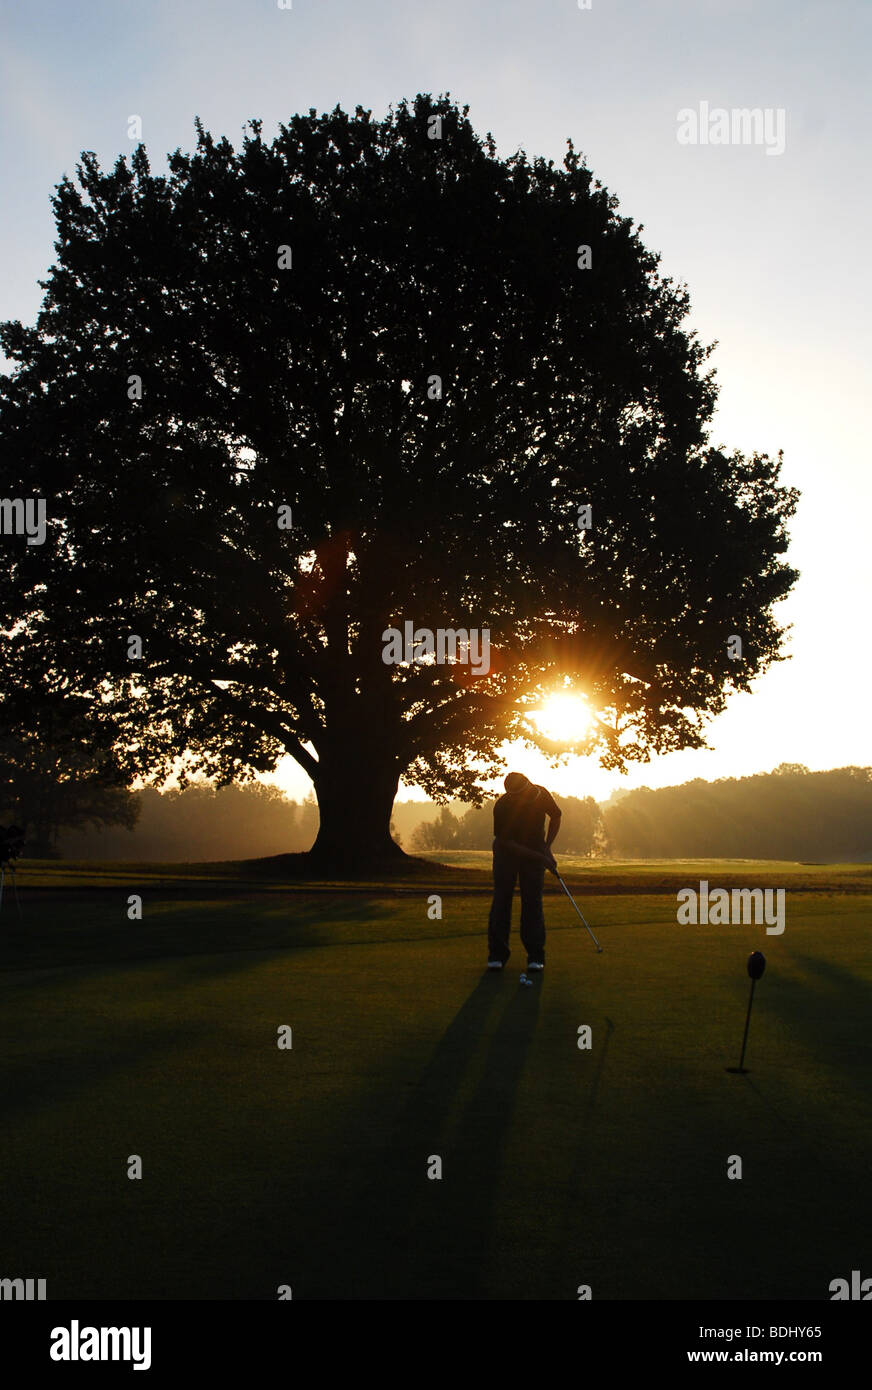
[531,693,593,745]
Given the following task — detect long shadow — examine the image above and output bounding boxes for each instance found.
[295,971,541,1299]
[552,1015,615,1290]
[421,979,544,1298]
[0,893,397,984]
[0,895,407,1125]
[0,1016,219,1125]
[791,951,872,1011]
[762,951,872,1080]
[546,948,872,1299]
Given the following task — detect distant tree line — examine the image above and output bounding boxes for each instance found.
[6,758,870,863]
[600,765,872,861]
[411,797,604,856]
[54,786,422,863]
[56,783,320,862]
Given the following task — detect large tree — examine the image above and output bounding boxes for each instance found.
[0,95,798,868]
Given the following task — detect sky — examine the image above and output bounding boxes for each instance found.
[1,0,869,805]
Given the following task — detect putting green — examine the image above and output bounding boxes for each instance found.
[0,873,869,1299]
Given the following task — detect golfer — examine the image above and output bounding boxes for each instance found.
[487,772,561,971]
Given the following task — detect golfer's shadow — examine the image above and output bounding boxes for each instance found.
[368,971,542,1299]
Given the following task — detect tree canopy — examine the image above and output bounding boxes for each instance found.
[0,93,798,867]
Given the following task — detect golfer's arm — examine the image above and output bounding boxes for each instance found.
[545,811,561,848]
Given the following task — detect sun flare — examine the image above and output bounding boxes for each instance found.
[531,693,593,745]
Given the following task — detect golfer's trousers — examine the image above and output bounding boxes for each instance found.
[487,838,546,965]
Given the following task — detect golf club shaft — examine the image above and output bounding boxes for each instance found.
[555,872,602,950]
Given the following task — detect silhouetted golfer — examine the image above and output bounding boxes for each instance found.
[487,772,561,971]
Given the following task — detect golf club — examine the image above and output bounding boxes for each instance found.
[552,869,603,952]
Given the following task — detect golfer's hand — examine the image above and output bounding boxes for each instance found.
[543,850,558,874]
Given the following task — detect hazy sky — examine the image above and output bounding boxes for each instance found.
[2,0,869,804]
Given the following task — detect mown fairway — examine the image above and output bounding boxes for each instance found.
[1,860,869,1300]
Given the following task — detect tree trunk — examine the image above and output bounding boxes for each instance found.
[308,745,407,873]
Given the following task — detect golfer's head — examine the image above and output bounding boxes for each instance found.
[504,772,530,793]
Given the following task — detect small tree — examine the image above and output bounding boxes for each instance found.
[411,807,461,852]
[0,687,138,856]
[556,795,603,855]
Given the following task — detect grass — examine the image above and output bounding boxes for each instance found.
[0,858,869,1299]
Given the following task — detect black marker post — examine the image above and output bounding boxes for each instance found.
[726,951,766,1074]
